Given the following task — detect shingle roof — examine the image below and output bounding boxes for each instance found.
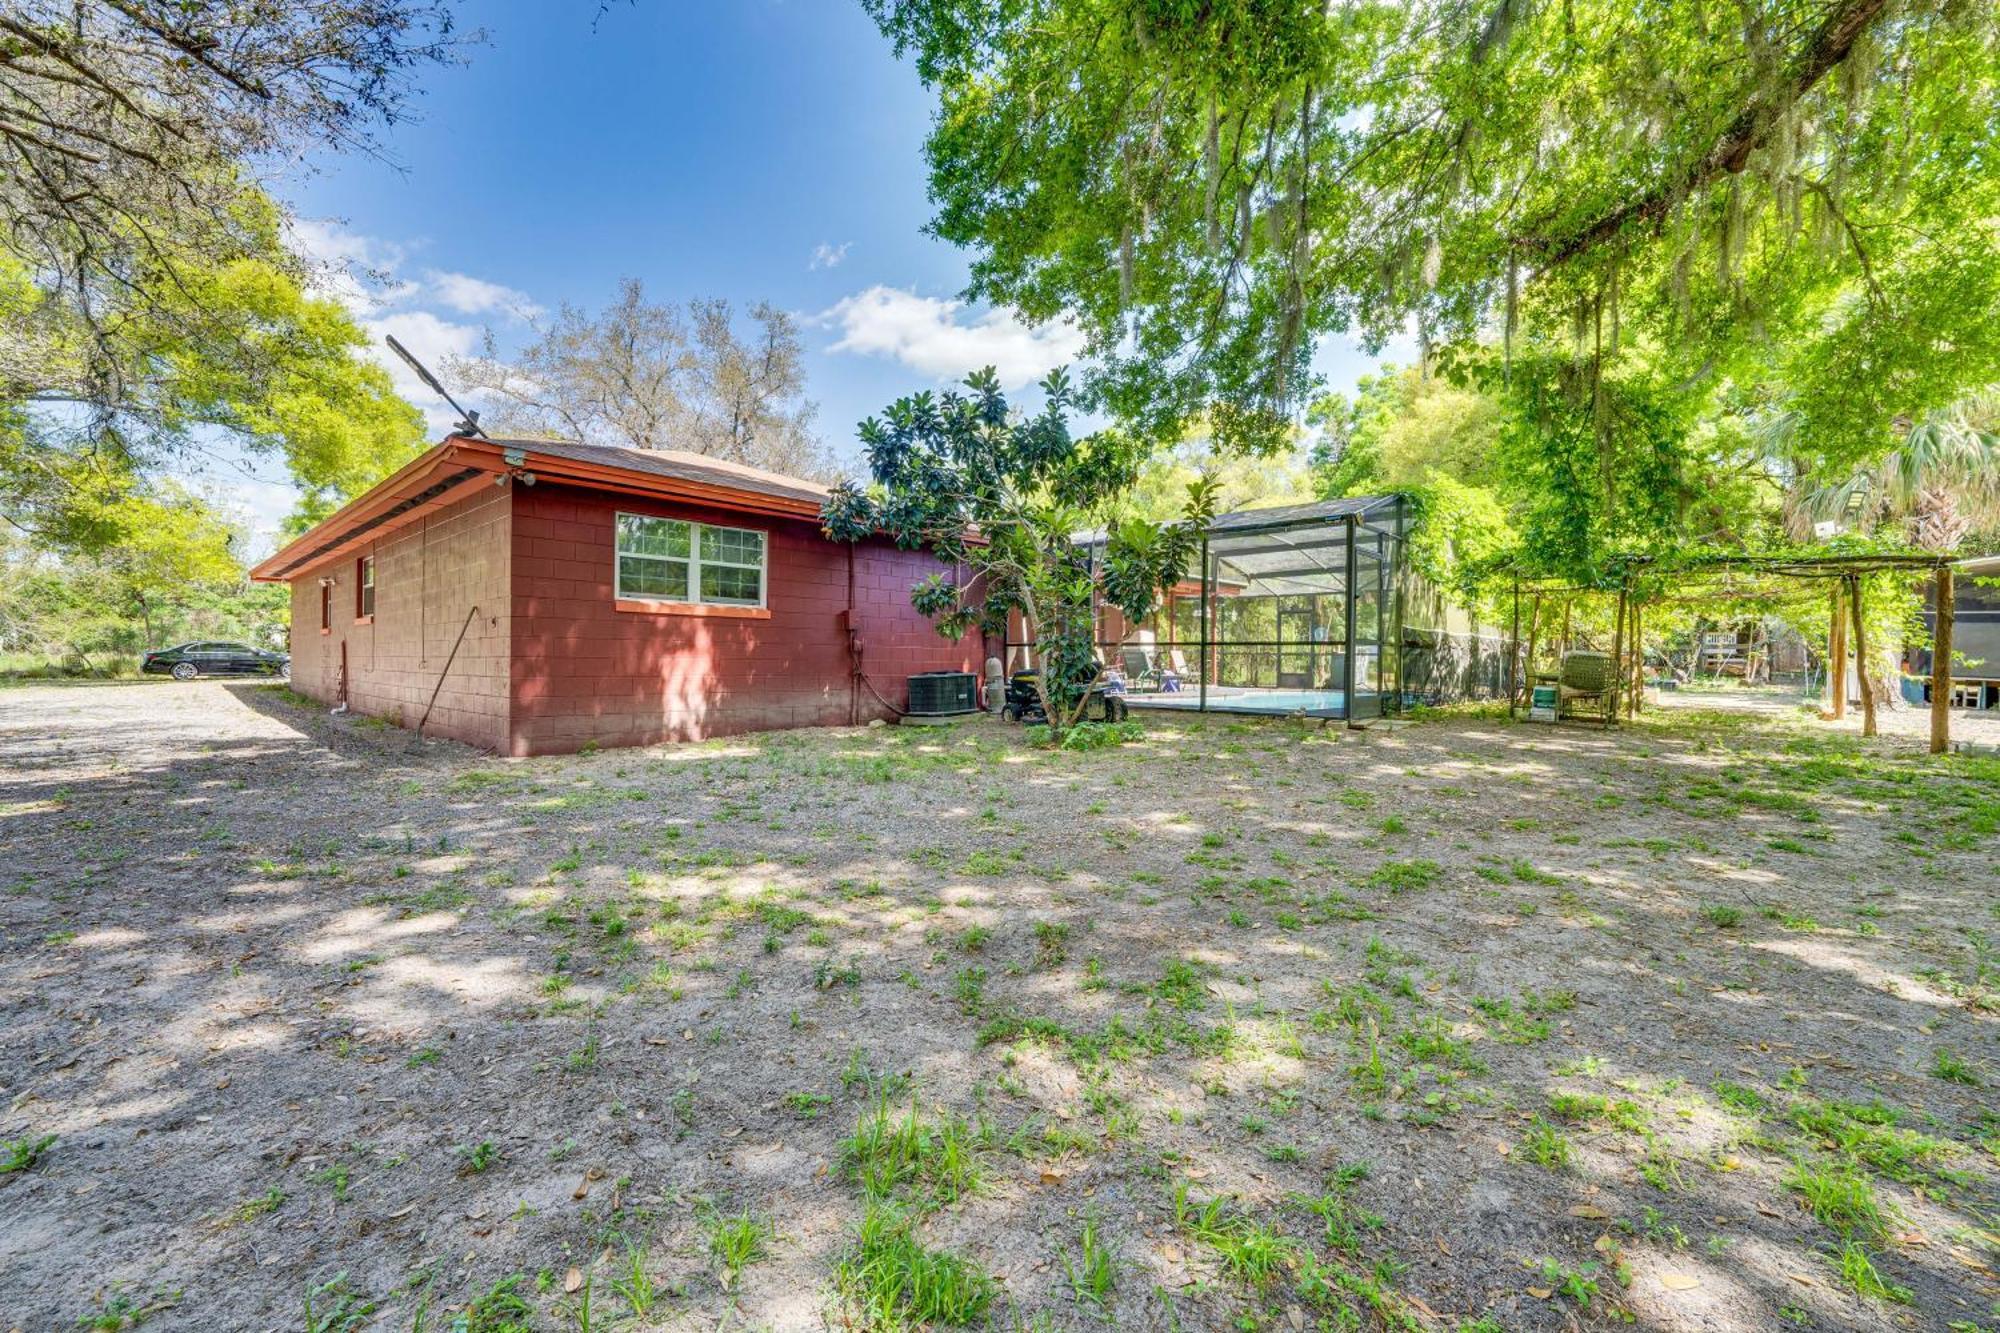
[491,436,834,508]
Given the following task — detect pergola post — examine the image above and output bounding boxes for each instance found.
[1628,598,1644,717]
[1609,579,1627,725]
[1930,564,1954,755]
[1847,573,1876,738]
[1827,582,1847,719]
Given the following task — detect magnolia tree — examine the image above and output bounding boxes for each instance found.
[821,368,1217,733]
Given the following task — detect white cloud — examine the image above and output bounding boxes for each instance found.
[809,241,851,271]
[282,217,543,436]
[425,269,544,321]
[818,285,1086,390]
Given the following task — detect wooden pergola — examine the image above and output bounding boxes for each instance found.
[1506,550,1965,753]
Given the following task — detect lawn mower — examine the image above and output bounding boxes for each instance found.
[1001,668,1128,724]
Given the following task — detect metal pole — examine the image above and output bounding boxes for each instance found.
[1929,563,1953,754]
[1343,515,1359,728]
[1198,534,1210,715]
[1392,531,1405,718]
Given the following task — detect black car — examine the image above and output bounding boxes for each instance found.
[142,642,289,680]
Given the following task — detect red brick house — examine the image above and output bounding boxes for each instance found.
[249,435,984,755]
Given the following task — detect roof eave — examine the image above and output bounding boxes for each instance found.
[249,435,835,583]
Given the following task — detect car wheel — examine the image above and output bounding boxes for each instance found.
[170,661,199,681]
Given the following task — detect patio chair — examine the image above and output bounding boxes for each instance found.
[1119,646,1162,692]
[1557,650,1614,722]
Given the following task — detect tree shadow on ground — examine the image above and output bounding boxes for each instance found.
[0,683,1992,1331]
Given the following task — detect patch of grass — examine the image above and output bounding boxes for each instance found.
[1520,1116,1572,1170]
[1150,958,1208,1010]
[1548,1092,1647,1133]
[1062,1210,1120,1311]
[839,1098,986,1207]
[1933,1048,1981,1085]
[1789,1099,1954,1185]
[1784,1159,1889,1239]
[456,1141,500,1175]
[833,1204,996,1329]
[1834,1239,1912,1304]
[456,1274,533,1331]
[705,1209,773,1292]
[1171,1181,1298,1288]
[1700,903,1742,928]
[1,1132,55,1174]
[1364,858,1442,893]
[952,966,988,1015]
[218,1187,286,1227]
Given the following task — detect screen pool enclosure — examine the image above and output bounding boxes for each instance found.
[1008,494,1502,723]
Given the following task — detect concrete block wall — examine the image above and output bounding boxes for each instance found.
[507,483,979,754]
[286,486,512,751]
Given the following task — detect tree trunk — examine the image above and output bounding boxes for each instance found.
[1827,583,1846,718]
[1930,566,1953,755]
[1848,574,1876,738]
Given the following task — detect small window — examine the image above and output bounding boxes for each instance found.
[356,555,375,619]
[615,513,765,608]
[319,584,332,632]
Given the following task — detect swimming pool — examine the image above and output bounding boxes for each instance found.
[1125,687,1351,717]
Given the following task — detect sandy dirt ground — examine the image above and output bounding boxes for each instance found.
[0,681,1994,1332]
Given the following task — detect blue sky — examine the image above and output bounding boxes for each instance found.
[216,0,1403,551]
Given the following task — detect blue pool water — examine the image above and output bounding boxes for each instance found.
[1125,687,1351,717]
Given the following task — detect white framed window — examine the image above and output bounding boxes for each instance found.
[356,555,375,619]
[615,512,766,608]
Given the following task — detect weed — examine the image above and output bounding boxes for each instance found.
[1521,1117,1572,1170]
[839,1097,986,1206]
[1784,1159,1888,1239]
[457,1141,500,1175]
[1171,1181,1298,1288]
[457,1274,533,1331]
[706,1210,773,1290]
[1834,1240,1912,1304]
[1,1132,55,1174]
[608,1243,657,1315]
[953,966,988,1015]
[833,1204,996,1329]
[1530,1256,1600,1305]
[302,1272,376,1333]
[1063,1210,1120,1311]
[1934,1048,1981,1085]
[1365,859,1441,893]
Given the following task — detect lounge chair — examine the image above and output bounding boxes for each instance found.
[1119,646,1162,692]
